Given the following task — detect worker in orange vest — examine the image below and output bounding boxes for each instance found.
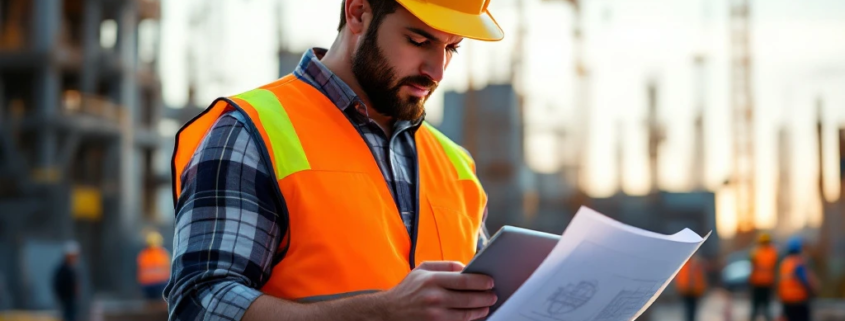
[749,232,778,321]
[778,237,816,321]
[137,231,171,300]
[165,0,506,320]
[675,256,708,321]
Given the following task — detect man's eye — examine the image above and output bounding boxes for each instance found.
[447,46,460,54]
[408,38,426,47]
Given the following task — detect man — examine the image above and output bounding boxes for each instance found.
[749,232,777,321]
[675,256,707,321]
[137,231,170,300]
[52,241,80,321]
[778,237,816,321]
[165,0,504,320]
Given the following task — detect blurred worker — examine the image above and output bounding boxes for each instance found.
[675,256,708,321]
[166,0,505,320]
[52,241,80,321]
[137,231,171,300]
[749,232,778,321]
[778,237,816,321]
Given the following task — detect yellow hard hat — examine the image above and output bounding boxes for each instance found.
[758,233,771,243]
[396,0,504,41]
[146,231,163,247]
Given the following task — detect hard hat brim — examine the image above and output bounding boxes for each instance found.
[396,0,504,42]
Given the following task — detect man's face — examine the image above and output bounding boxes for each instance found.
[351,7,463,121]
[66,253,79,265]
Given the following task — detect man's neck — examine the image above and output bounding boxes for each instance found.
[320,42,395,134]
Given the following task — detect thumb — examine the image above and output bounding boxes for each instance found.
[415,261,465,272]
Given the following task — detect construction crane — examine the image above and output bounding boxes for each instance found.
[729,0,757,237]
[511,0,527,156]
[646,80,665,194]
[691,55,706,191]
[775,126,792,238]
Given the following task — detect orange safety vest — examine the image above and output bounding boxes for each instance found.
[749,245,778,286]
[137,246,171,285]
[778,256,809,303]
[675,258,707,297]
[172,75,487,302]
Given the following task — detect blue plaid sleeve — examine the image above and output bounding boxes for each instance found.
[477,206,490,253]
[164,110,285,321]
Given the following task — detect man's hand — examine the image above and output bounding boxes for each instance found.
[242,261,496,321]
[378,261,497,321]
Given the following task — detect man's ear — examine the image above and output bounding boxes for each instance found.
[344,0,372,36]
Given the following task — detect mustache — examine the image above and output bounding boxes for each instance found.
[398,75,438,92]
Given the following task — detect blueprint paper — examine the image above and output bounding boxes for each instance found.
[487,206,710,321]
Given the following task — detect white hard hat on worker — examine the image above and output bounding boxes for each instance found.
[337,0,504,122]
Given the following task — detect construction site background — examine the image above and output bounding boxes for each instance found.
[1,0,844,320]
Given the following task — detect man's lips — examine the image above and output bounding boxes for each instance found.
[404,84,431,98]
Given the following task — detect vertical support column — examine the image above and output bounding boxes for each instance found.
[572,1,586,188]
[817,98,825,207]
[81,0,102,95]
[0,76,5,123]
[839,128,844,202]
[117,0,140,295]
[100,138,123,293]
[31,0,62,51]
[31,0,63,183]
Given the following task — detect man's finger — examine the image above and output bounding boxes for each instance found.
[416,261,465,272]
[433,273,494,291]
[444,290,497,309]
[446,307,491,321]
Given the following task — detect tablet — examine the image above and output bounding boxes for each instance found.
[462,225,560,315]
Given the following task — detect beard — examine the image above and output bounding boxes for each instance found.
[351,25,437,121]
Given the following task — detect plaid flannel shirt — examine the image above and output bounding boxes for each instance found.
[164,48,489,320]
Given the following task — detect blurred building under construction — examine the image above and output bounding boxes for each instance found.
[437,80,720,262]
[0,0,169,316]
[168,0,845,308]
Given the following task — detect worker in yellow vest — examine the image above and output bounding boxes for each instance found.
[165,0,505,320]
[749,232,778,321]
[778,237,816,321]
[137,231,171,300]
[675,256,708,321]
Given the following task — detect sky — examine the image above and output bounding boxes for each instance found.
[157,0,845,238]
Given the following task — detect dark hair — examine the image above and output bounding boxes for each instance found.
[337,0,400,32]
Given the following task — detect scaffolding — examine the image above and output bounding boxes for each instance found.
[729,0,757,237]
[0,0,162,310]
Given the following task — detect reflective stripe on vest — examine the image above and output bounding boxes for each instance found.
[172,75,486,301]
[233,88,310,179]
[424,123,480,185]
[778,256,809,303]
[750,245,778,286]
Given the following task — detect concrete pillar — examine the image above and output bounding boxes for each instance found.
[117,0,140,295]
[0,77,5,123]
[31,0,63,178]
[32,68,60,178]
[31,0,62,52]
[81,0,102,95]
[839,127,845,200]
[100,139,125,293]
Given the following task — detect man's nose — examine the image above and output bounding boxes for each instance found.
[420,51,446,83]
